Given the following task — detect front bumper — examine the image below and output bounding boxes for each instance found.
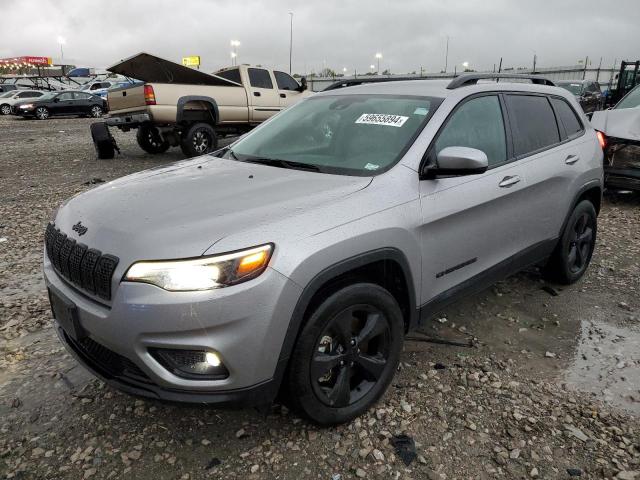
[44,253,302,405]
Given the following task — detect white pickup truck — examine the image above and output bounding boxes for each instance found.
[91,53,310,158]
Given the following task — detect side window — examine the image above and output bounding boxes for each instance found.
[32,92,44,97]
[57,92,75,101]
[216,68,241,84]
[435,95,507,167]
[274,71,299,91]
[18,92,34,98]
[76,93,92,100]
[505,95,560,156]
[248,68,273,89]
[550,97,584,139]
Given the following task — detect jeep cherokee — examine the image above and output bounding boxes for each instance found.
[45,73,603,425]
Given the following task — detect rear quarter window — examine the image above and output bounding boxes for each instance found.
[550,97,584,139]
[506,95,560,156]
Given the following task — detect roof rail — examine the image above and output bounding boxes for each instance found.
[323,76,435,91]
[447,73,555,89]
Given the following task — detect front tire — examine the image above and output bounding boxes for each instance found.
[179,123,218,157]
[35,107,49,120]
[136,124,170,154]
[0,104,10,115]
[544,200,597,284]
[286,283,404,425]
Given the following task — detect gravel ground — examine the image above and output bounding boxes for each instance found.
[0,115,639,480]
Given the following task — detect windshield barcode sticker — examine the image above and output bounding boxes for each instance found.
[355,113,409,127]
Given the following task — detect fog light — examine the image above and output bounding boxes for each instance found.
[205,351,221,367]
[149,348,229,380]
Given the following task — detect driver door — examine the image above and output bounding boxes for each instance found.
[419,94,528,304]
[52,92,75,115]
[274,71,304,109]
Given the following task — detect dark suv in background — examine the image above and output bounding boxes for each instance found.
[556,79,602,114]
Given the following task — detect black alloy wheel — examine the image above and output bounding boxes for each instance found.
[311,304,391,407]
[180,122,218,157]
[544,200,597,284]
[286,283,403,425]
[567,211,595,274]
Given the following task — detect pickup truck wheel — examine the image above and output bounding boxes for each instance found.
[286,283,404,425]
[90,122,115,160]
[180,123,218,157]
[136,125,170,154]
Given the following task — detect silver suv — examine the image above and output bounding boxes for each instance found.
[44,74,603,425]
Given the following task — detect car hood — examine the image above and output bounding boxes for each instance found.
[53,157,371,265]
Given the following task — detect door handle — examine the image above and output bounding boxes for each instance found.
[565,154,580,165]
[280,93,286,98]
[253,92,261,97]
[499,175,521,188]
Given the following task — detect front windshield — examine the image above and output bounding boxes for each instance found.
[557,82,583,96]
[616,86,640,109]
[224,94,440,175]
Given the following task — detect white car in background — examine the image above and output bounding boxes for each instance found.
[0,90,45,115]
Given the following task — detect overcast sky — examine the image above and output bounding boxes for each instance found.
[1,0,638,75]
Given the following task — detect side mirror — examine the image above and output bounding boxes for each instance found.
[53,97,60,103]
[421,147,488,179]
[296,77,308,92]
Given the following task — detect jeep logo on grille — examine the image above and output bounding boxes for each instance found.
[72,221,88,236]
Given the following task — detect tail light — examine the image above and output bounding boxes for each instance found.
[144,85,156,105]
[596,131,606,150]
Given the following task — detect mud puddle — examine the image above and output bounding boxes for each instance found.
[565,318,640,415]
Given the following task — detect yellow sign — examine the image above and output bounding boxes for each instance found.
[182,56,201,67]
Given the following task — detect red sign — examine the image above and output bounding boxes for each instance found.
[0,56,52,66]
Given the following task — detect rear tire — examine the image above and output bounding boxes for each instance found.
[286,283,404,425]
[35,107,49,120]
[0,104,10,115]
[179,123,218,157]
[543,200,597,284]
[90,122,115,160]
[136,124,170,154]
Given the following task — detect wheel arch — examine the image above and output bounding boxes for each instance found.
[275,248,417,387]
[176,96,219,125]
[559,180,602,237]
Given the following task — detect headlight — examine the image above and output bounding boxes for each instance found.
[20,104,34,109]
[123,244,273,291]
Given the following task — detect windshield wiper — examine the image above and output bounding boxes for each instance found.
[242,157,323,172]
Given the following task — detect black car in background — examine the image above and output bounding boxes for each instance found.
[14,91,107,120]
[556,79,602,114]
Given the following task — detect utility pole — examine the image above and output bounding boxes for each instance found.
[444,35,449,73]
[288,12,293,74]
[532,53,537,73]
[498,57,503,73]
[596,56,602,81]
[583,55,589,79]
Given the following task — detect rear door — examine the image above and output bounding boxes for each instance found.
[505,93,573,247]
[274,71,304,109]
[74,92,94,114]
[245,68,280,122]
[419,94,529,302]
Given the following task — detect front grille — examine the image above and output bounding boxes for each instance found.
[45,223,119,301]
[65,332,150,383]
